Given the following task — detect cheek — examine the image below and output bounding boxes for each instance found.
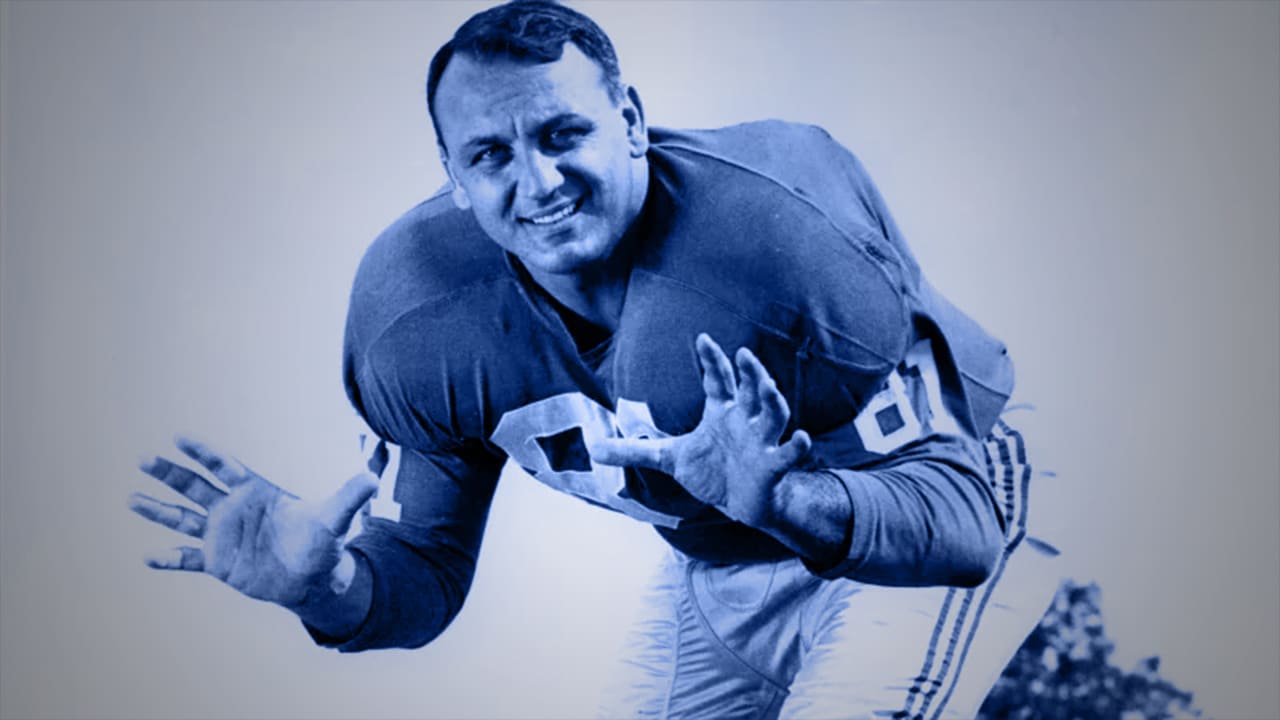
[463,180,510,216]
[465,169,514,204]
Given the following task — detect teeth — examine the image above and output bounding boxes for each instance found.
[530,202,577,225]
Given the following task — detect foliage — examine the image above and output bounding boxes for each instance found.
[978,580,1205,720]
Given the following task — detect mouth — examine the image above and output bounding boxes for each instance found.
[519,196,586,227]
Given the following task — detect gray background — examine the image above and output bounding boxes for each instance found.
[2,1,1277,717]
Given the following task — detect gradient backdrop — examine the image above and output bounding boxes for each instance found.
[2,1,1277,718]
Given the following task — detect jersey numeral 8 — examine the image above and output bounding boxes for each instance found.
[490,394,685,528]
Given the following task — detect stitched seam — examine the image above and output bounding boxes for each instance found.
[703,565,778,612]
[660,577,682,720]
[958,367,1013,396]
[660,139,907,309]
[685,562,789,693]
[633,269,899,372]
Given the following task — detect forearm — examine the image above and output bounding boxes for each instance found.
[764,439,1005,587]
[760,470,852,569]
[820,460,1003,586]
[302,521,478,652]
[293,550,374,640]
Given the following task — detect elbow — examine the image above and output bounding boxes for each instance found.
[335,535,477,652]
[334,576,470,653]
[949,552,996,589]
[945,462,1010,588]
[948,519,1005,588]
[397,612,460,650]
[396,567,473,650]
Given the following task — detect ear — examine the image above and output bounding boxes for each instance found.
[438,143,471,210]
[622,85,648,158]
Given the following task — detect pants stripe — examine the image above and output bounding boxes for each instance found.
[897,587,962,718]
[896,423,1032,719]
[912,588,978,718]
[927,422,1033,718]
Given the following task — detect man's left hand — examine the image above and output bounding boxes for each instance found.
[590,333,811,528]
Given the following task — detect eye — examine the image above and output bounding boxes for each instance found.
[470,145,510,167]
[546,126,588,151]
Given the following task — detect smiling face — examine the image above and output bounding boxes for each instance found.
[433,45,649,278]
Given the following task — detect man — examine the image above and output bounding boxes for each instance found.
[130,1,1058,717]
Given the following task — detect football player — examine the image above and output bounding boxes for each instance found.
[130,2,1059,717]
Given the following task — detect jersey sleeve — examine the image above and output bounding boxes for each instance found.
[306,224,507,652]
[307,440,501,652]
[793,128,1012,587]
[796,336,1006,587]
[807,434,1006,588]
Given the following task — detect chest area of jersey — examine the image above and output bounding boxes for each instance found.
[481,275,776,527]
[475,273,956,528]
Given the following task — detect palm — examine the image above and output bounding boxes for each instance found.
[131,437,376,610]
[200,481,334,606]
[592,334,810,527]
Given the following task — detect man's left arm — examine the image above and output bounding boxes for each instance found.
[591,333,1004,589]
[770,435,1004,588]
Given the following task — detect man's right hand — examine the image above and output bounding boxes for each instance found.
[130,436,378,616]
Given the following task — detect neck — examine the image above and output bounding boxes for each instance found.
[526,243,632,332]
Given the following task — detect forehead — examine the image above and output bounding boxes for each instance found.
[434,44,617,146]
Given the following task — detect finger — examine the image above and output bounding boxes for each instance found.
[138,455,227,508]
[751,359,792,442]
[695,333,736,402]
[144,546,205,572]
[773,429,812,470]
[129,492,208,538]
[589,436,677,475]
[734,347,766,417]
[175,436,258,487]
[318,473,380,535]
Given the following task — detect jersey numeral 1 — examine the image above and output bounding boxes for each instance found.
[854,339,961,454]
[359,428,402,522]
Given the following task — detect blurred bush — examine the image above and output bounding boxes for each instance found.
[977,580,1205,719]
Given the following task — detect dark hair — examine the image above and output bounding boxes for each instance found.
[426,0,624,145]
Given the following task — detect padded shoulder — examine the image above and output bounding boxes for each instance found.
[644,121,914,373]
[345,192,510,358]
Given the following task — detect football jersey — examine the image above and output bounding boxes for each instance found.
[332,120,1013,650]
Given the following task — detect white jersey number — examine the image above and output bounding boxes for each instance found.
[490,393,684,528]
[853,339,962,454]
[357,427,403,522]
[367,340,957,523]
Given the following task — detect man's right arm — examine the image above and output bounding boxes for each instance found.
[300,442,503,652]
[131,435,501,652]
[291,549,374,641]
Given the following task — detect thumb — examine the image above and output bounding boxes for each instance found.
[772,429,812,471]
[319,472,379,534]
[589,436,677,475]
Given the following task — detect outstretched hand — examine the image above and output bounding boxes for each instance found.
[130,437,377,611]
[590,333,811,528]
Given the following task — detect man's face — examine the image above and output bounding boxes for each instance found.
[434,45,648,277]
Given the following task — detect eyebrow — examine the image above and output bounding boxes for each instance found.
[459,134,507,154]
[456,112,589,152]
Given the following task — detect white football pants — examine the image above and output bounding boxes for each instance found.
[599,417,1061,720]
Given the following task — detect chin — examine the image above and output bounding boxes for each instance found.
[530,238,619,276]
[533,252,605,276]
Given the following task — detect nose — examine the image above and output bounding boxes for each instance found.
[516,148,564,199]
